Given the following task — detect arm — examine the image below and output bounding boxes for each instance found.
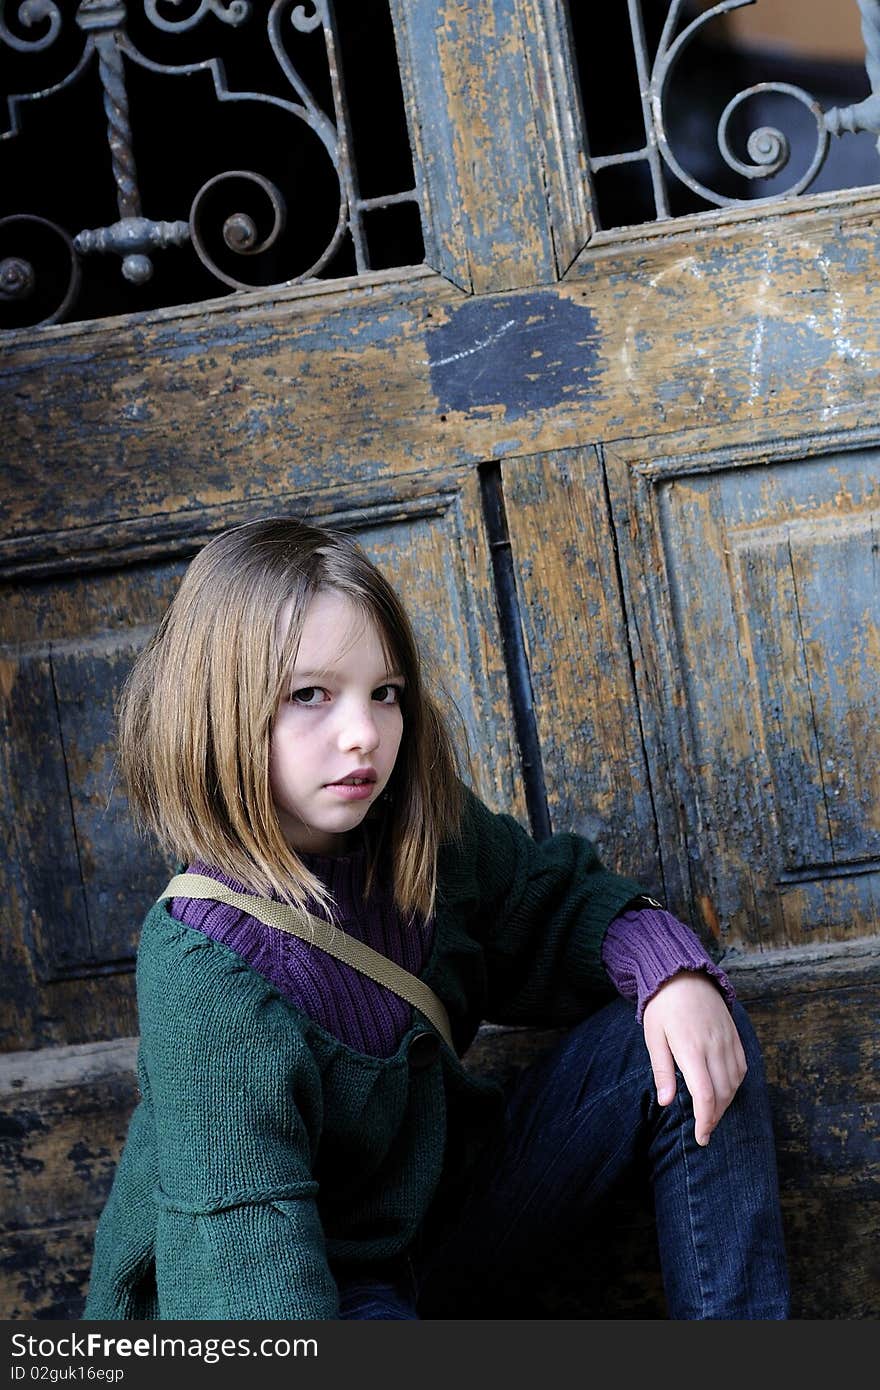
[449,785,644,1026]
[602,905,745,1146]
[139,914,338,1319]
[453,787,746,1143]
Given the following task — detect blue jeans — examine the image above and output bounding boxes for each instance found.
[337,998,791,1320]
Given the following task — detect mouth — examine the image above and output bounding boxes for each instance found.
[324,770,378,801]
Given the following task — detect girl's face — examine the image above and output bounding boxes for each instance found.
[269,588,404,856]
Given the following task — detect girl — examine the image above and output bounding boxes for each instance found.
[84,516,790,1321]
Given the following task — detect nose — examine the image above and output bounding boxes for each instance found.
[337,698,380,754]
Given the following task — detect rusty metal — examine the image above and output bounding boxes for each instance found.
[189,170,291,288]
[585,0,880,228]
[0,212,81,323]
[0,0,419,328]
[0,253,34,299]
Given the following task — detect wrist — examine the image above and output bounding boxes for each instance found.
[602,906,737,1023]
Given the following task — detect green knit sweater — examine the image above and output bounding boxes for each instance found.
[83,786,643,1320]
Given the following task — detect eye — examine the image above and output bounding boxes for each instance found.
[291,686,328,706]
[373,684,403,705]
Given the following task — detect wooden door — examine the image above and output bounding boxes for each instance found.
[2,0,878,1318]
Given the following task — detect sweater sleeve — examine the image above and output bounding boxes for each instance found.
[138,916,339,1320]
[601,907,737,1023]
[453,786,646,1027]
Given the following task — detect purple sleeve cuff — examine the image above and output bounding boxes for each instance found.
[601,907,737,1024]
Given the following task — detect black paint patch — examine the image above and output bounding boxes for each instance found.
[426,291,602,419]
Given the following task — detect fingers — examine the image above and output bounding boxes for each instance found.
[678,1056,719,1147]
[678,1026,748,1146]
[643,1015,678,1108]
[641,974,750,1146]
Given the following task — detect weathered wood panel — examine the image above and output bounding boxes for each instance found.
[730,949,880,1321]
[500,447,659,887]
[603,435,880,948]
[0,1040,138,1321]
[7,193,880,572]
[389,0,563,291]
[513,0,596,275]
[0,566,185,1054]
[1,637,162,979]
[0,1044,137,1233]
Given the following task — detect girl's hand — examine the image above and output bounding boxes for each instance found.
[641,971,747,1146]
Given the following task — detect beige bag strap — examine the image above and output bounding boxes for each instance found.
[158,872,453,1050]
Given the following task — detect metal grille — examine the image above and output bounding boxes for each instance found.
[0,0,423,330]
[569,0,880,233]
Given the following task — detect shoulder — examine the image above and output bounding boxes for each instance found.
[137,899,266,994]
[437,783,530,905]
[437,781,637,920]
[135,905,325,1125]
[445,781,520,846]
[135,901,315,1061]
[442,781,586,867]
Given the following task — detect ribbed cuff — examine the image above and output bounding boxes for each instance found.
[601,907,737,1024]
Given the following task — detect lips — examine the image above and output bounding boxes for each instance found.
[323,768,378,801]
[325,768,377,788]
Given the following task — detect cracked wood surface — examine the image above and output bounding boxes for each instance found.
[2,186,879,1319]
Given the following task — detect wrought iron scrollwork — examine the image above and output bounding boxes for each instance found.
[825,0,880,152]
[0,0,419,328]
[588,0,880,227]
[0,212,81,325]
[652,2,833,208]
[186,168,342,290]
[0,0,63,53]
[143,0,250,33]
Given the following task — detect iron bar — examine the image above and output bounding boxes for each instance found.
[627,0,669,220]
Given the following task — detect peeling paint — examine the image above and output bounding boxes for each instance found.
[426,291,601,418]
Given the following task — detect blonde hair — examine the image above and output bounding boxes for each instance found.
[117,517,464,920]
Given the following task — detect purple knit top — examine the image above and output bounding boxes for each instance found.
[602,907,736,1024]
[171,848,432,1057]
[169,850,735,1055]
